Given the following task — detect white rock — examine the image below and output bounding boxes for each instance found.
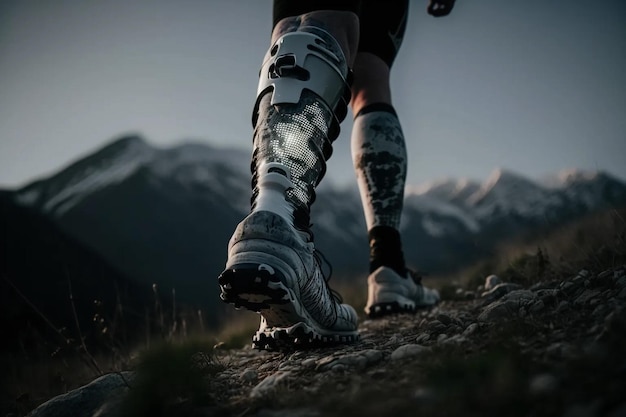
[240,368,258,383]
[301,358,317,369]
[27,372,134,417]
[481,283,523,304]
[463,323,479,336]
[250,371,291,398]
[485,274,502,290]
[390,344,429,361]
[318,350,383,371]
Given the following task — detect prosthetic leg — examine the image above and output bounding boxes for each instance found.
[218,27,358,349]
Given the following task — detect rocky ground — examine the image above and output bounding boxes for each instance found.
[26,264,626,417]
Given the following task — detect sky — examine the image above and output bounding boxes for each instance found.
[1,0,625,189]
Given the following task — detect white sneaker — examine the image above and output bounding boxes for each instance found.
[365,266,440,318]
[218,164,359,349]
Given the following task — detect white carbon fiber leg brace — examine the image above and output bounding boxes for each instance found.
[251,27,351,231]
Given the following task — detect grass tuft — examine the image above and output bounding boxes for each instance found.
[120,338,223,417]
[442,206,626,291]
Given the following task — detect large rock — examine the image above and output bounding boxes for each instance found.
[27,372,134,417]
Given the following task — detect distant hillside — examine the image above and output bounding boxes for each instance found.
[0,191,151,352]
[5,134,626,323]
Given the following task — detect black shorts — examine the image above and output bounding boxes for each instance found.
[272,0,409,68]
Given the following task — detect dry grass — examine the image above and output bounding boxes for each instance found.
[120,338,223,417]
[212,310,260,350]
[8,206,625,416]
[0,282,226,416]
[434,206,626,292]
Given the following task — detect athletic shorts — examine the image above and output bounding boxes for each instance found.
[272,0,409,68]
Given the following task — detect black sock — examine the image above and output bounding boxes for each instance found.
[368,225,407,277]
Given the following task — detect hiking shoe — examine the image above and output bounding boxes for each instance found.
[218,210,359,350]
[365,266,440,318]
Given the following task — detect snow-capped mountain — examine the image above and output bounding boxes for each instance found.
[16,136,157,215]
[16,136,252,217]
[408,177,481,206]
[542,169,626,211]
[8,135,626,309]
[465,168,563,217]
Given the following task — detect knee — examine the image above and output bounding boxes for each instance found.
[350,53,392,117]
[272,11,359,65]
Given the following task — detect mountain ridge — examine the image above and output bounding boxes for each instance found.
[6,134,626,314]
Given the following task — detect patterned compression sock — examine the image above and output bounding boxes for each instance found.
[351,103,408,276]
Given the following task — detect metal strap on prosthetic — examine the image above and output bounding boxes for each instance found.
[251,27,351,231]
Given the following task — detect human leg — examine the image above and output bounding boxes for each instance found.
[351,58,441,318]
[218,8,360,349]
[350,2,440,318]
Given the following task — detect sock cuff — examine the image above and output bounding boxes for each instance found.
[368,225,406,276]
[368,225,401,241]
[354,102,397,119]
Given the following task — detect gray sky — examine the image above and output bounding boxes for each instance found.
[1,0,625,189]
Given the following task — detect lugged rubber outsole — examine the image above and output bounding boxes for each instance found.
[366,301,417,319]
[366,299,442,319]
[252,321,359,350]
[218,263,288,312]
[218,263,359,350]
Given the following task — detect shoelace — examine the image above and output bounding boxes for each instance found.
[301,222,344,304]
[313,249,344,304]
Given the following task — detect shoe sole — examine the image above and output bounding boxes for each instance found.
[367,301,417,319]
[367,300,440,319]
[218,263,359,350]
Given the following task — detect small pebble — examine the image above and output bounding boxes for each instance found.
[485,274,502,290]
[436,313,453,326]
[463,323,479,336]
[415,333,430,344]
[240,368,258,383]
[301,358,317,369]
[529,300,545,314]
[390,344,429,361]
[529,373,558,395]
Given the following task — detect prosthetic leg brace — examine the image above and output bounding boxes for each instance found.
[351,104,440,317]
[251,27,351,230]
[219,27,358,349]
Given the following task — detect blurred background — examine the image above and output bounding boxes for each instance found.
[2,3,626,414]
[1,0,625,188]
